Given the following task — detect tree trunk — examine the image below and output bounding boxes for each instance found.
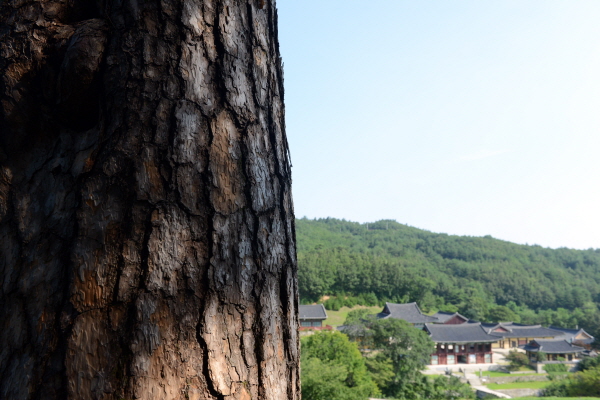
[0,1,299,399]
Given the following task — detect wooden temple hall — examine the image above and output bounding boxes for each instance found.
[425,323,498,365]
[372,303,594,366]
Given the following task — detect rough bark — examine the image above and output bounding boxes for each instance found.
[0,1,298,399]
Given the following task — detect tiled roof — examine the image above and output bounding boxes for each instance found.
[481,322,536,330]
[377,302,439,324]
[424,323,500,343]
[299,304,327,320]
[483,323,564,339]
[523,340,586,354]
[549,326,595,345]
[432,311,469,323]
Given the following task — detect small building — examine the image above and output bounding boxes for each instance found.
[424,323,499,365]
[523,339,586,362]
[377,302,438,329]
[299,304,327,329]
[482,323,564,349]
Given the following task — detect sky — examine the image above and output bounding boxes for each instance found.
[277,1,600,250]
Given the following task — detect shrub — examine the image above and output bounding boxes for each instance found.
[541,366,600,397]
[360,292,379,306]
[505,350,530,371]
[343,296,358,308]
[535,351,547,362]
[344,309,372,326]
[577,356,600,371]
[324,297,342,311]
[543,363,568,373]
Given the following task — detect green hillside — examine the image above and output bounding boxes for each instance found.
[296,218,600,336]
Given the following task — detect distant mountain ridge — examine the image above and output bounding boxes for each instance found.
[296,218,600,323]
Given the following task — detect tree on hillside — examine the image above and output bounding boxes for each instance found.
[487,305,520,323]
[0,1,298,399]
[295,218,600,323]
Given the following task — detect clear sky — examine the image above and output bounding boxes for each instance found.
[277,1,600,250]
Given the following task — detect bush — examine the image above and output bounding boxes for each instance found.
[428,375,475,400]
[505,350,530,371]
[324,297,343,311]
[344,309,372,326]
[541,379,569,397]
[343,296,358,308]
[541,366,600,397]
[360,292,379,306]
[535,351,547,362]
[577,355,600,371]
[543,363,568,373]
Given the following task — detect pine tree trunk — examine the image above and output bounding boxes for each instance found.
[0,1,299,399]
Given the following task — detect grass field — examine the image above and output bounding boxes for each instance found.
[322,305,382,327]
[487,380,551,390]
[517,398,600,400]
[484,370,538,378]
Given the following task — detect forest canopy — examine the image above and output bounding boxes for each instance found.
[297,218,600,337]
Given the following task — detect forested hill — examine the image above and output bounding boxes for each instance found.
[296,218,600,324]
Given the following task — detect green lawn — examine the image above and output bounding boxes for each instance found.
[517,398,600,400]
[484,371,538,378]
[487,380,551,390]
[322,305,382,327]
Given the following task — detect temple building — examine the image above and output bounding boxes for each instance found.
[523,339,586,362]
[424,323,499,365]
[482,322,565,349]
[299,304,327,329]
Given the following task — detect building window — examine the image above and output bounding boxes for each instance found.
[300,321,311,327]
[431,355,438,365]
[447,355,455,364]
[448,344,453,351]
[485,353,491,363]
[312,321,322,327]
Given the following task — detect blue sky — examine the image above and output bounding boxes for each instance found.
[277,1,600,249]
